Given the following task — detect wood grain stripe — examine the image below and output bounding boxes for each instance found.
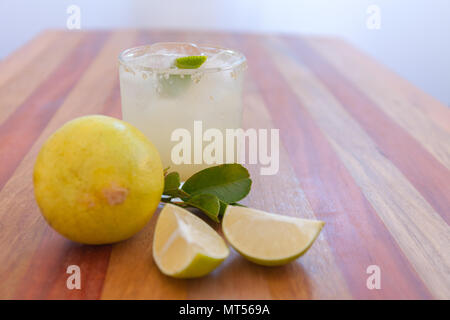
[183,31,277,299]
[0,31,60,88]
[305,38,450,171]
[14,230,111,299]
[101,31,191,300]
[283,37,450,225]
[17,31,140,300]
[241,91,351,299]
[236,34,432,299]
[1,30,447,299]
[265,37,449,299]
[101,30,343,300]
[182,31,351,299]
[304,37,450,134]
[3,32,110,299]
[0,33,107,193]
[0,32,86,126]
[0,31,139,299]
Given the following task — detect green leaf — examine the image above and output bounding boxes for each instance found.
[182,164,252,204]
[185,194,220,222]
[163,172,180,193]
[175,55,207,69]
[163,171,190,200]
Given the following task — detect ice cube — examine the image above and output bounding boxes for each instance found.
[149,42,202,57]
[201,50,234,70]
[131,53,176,69]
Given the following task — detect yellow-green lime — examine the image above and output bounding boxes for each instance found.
[153,204,229,278]
[33,115,164,245]
[222,206,324,266]
[175,55,207,69]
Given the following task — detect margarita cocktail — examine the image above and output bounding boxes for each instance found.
[119,42,246,179]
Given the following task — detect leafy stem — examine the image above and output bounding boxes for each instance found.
[161,164,251,223]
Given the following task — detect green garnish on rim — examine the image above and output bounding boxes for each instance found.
[159,56,207,98]
[175,55,207,69]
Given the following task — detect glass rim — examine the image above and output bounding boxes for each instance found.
[118,42,247,75]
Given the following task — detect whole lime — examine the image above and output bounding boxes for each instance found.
[33,115,164,244]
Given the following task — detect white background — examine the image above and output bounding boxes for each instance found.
[0,0,449,106]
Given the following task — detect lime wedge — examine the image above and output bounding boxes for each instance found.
[222,206,324,266]
[158,56,206,98]
[153,204,229,278]
[175,55,207,69]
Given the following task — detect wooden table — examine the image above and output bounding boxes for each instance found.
[0,30,449,300]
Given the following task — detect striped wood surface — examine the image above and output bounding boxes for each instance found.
[0,30,449,299]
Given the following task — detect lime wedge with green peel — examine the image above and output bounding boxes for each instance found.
[222,206,324,266]
[175,55,207,69]
[153,204,229,278]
